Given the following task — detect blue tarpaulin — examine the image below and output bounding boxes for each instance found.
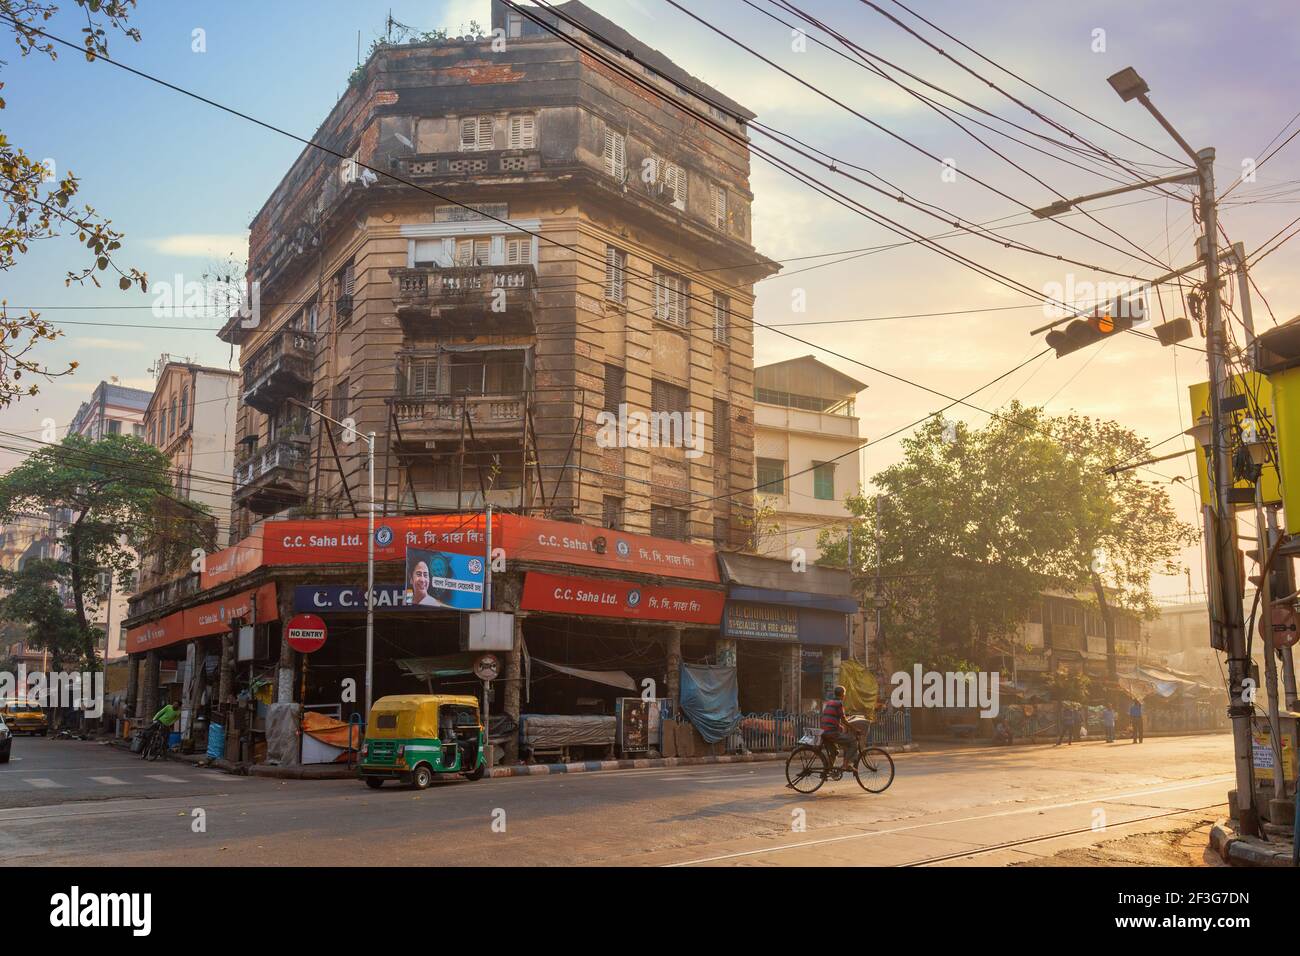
[679,664,740,743]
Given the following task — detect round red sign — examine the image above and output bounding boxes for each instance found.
[285,613,327,654]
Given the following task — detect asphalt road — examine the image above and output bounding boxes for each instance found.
[0,733,1232,866]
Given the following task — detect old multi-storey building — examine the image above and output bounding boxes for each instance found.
[752,356,865,561]
[219,0,774,544]
[121,2,862,767]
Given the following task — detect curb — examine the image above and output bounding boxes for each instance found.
[487,743,918,778]
[1210,820,1295,867]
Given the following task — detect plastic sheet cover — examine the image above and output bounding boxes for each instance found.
[519,714,615,748]
[265,702,302,766]
[679,664,740,743]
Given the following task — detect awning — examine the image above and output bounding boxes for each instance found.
[532,658,636,691]
[726,585,858,614]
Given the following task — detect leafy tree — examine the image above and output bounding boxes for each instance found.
[818,403,1195,679]
[0,0,144,408]
[0,558,85,668]
[0,434,212,668]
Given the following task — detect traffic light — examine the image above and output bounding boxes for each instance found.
[1045,307,1136,358]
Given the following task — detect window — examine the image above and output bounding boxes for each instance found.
[603,363,625,415]
[507,12,524,37]
[711,183,727,230]
[333,378,350,422]
[447,352,525,395]
[147,420,155,445]
[652,160,686,211]
[508,114,536,149]
[651,378,689,416]
[336,259,356,323]
[712,293,729,344]
[812,461,835,500]
[168,397,177,438]
[651,504,689,541]
[107,419,121,435]
[504,237,532,265]
[459,115,495,152]
[340,149,359,185]
[132,423,145,438]
[603,127,626,180]
[407,358,438,396]
[653,269,687,327]
[756,457,786,495]
[713,399,730,460]
[455,238,491,266]
[604,246,626,303]
[180,387,189,429]
[714,517,729,548]
[602,495,624,531]
[306,297,319,334]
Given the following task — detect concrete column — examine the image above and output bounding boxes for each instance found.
[502,613,523,764]
[780,643,801,714]
[125,653,140,725]
[141,650,160,721]
[665,628,683,705]
[218,631,235,707]
[274,626,296,704]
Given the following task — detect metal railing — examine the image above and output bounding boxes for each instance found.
[233,437,309,492]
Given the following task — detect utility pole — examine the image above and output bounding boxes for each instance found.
[1031,67,1262,834]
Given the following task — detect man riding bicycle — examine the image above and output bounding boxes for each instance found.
[146,701,180,752]
[821,684,858,770]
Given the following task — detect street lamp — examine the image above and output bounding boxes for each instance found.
[290,399,377,717]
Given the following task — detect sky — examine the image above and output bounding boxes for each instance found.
[2,0,1300,600]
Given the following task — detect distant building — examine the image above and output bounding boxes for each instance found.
[68,380,151,440]
[0,513,59,669]
[752,356,865,561]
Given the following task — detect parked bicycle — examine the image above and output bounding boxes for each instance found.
[140,722,169,761]
[784,715,895,794]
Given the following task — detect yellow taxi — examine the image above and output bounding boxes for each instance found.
[0,699,48,736]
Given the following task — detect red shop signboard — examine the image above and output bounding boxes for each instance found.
[519,572,723,625]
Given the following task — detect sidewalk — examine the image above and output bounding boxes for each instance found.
[1209,818,1296,867]
[106,734,918,780]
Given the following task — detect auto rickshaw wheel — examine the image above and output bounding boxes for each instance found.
[363,777,384,789]
[464,761,486,781]
[411,765,433,790]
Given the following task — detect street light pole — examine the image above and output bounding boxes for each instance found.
[290,399,377,717]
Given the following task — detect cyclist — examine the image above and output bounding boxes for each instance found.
[145,701,181,755]
[820,684,858,770]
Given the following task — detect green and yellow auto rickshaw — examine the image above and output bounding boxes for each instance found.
[358,694,486,790]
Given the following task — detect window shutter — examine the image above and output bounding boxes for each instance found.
[605,246,625,302]
[478,115,494,150]
[712,185,727,229]
[713,293,729,343]
[342,261,356,295]
[604,128,625,178]
[603,364,625,414]
[509,114,535,149]
[459,117,477,151]
[655,272,686,327]
[667,164,686,210]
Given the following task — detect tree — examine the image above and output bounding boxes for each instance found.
[818,402,1195,678]
[0,558,86,669]
[0,1,144,408]
[0,434,212,668]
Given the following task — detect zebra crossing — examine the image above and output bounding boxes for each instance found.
[6,769,241,790]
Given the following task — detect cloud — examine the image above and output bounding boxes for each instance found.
[146,233,249,259]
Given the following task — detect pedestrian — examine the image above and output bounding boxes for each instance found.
[1055,700,1076,746]
[1067,705,1081,745]
[1129,698,1144,743]
[1102,704,1116,743]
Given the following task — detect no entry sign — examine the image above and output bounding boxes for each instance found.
[285,613,327,654]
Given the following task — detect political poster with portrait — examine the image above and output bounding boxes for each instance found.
[404,546,485,611]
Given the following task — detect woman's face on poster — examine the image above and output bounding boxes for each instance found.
[411,560,431,601]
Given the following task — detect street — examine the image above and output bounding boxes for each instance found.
[0,733,1231,866]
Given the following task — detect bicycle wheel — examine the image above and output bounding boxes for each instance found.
[144,733,163,762]
[853,747,895,793]
[785,745,827,793]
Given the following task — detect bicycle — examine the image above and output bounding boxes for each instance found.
[784,717,895,794]
[140,722,169,762]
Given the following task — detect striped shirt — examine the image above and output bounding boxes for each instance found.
[821,698,845,734]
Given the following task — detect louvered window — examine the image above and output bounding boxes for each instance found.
[603,495,624,531]
[664,163,686,211]
[508,114,536,149]
[651,378,689,416]
[653,269,687,327]
[651,505,689,542]
[455,239,491,266]
[711,184,727,229]
[712,293,729,343]
[603,363,625,414]
[505,237,532,265]
[407,358,438,396]
[604,246,626,303]
[604,128,626,179]
[713,399,730,459]
[459,115,495,152]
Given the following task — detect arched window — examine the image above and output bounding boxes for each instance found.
[180,387,189,429]
[168,396,177,438]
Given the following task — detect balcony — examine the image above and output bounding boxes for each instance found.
[396,149,542,181]
[233,437,310,515]
[387,393,527,454]
[241,328,316,413]
[390,265,538,335]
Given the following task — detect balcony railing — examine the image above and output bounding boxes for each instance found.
[233,436,310,514]
[388,392,527,451]
[241,328,315,413]
[397,149,542,180]
[390,265,537,334]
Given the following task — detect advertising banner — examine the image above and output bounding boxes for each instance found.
[404,546,485,610]
[519,571,723,624]
[499,515,719,583]
[127,584,278,653]
[723,602,800,642]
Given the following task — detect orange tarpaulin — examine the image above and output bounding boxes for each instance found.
[301,710,362,752]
